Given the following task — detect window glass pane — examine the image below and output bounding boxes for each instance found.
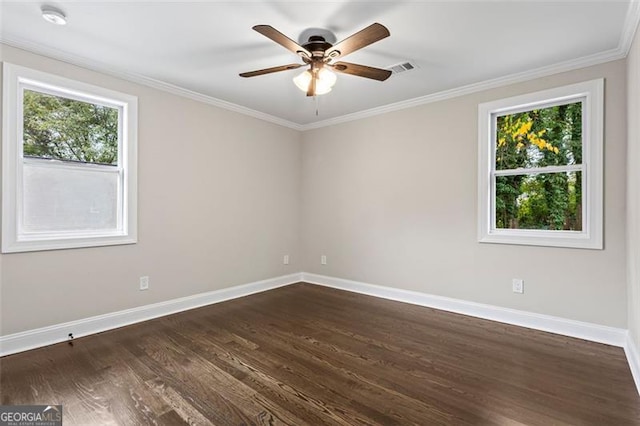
[23,89,119,165]
[495,102,582,170]
[22,161,119,233]
[495,171,582,231]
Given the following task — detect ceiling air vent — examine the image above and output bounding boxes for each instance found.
[388,61,417,75]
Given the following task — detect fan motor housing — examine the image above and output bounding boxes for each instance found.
[303,36,333,56]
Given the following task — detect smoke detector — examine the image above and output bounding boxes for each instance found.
[41,6,67,25]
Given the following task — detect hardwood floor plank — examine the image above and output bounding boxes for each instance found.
[145,378,215,426]
[169,327,389,425]
[157,409,191,425]
[194,313,442,424]
[143,331,309,426]
[2,283,639,425]
[206,297,547,423]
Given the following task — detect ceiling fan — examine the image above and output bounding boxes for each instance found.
[239,23,392,97]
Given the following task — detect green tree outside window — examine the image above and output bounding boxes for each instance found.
[495,102,582,231]
[23,89,119,165]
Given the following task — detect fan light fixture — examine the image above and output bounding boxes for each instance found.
[293,68,337,95]
[240,23,392,98]
[41,6,67,25]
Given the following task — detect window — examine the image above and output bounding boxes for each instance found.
[2,63,137,253]
[478,79,603,249]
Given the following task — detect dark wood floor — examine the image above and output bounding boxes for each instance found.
[1,283,639,425]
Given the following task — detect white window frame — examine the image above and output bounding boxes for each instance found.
[478,79,603,249]
[2,62,138,253]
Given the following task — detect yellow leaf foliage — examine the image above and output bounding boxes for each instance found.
[499,115,557,154]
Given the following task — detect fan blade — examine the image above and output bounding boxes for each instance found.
[239,64,303,78]
[253,25,312,59]
[331,62,392,81]
[325,23,390,59]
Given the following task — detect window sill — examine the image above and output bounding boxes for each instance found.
[479,231,602,250]
[2,234,137,253]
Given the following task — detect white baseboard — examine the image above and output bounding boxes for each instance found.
[0,272,303,356]
[302,272,627,347]
[0,271,629,360]
[3,271,637,395]
[625,334,640,395]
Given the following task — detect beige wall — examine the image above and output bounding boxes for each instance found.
[0,44,631,336]
[301,60,628,327]
[0,45,302,335]
[628,30,640,345]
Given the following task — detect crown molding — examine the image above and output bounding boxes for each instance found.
[0,37,304,131]
[2,0,638,132]
[299,47,624,131]
[621,0,640,56]
[300,0,640,131]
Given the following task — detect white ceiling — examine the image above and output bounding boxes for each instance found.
[0,1,637,128]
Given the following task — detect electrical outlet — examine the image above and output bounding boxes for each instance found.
[512,278,524,294]
[139,276,149,291]
[283,254,289,265]
[321,255,327,265]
